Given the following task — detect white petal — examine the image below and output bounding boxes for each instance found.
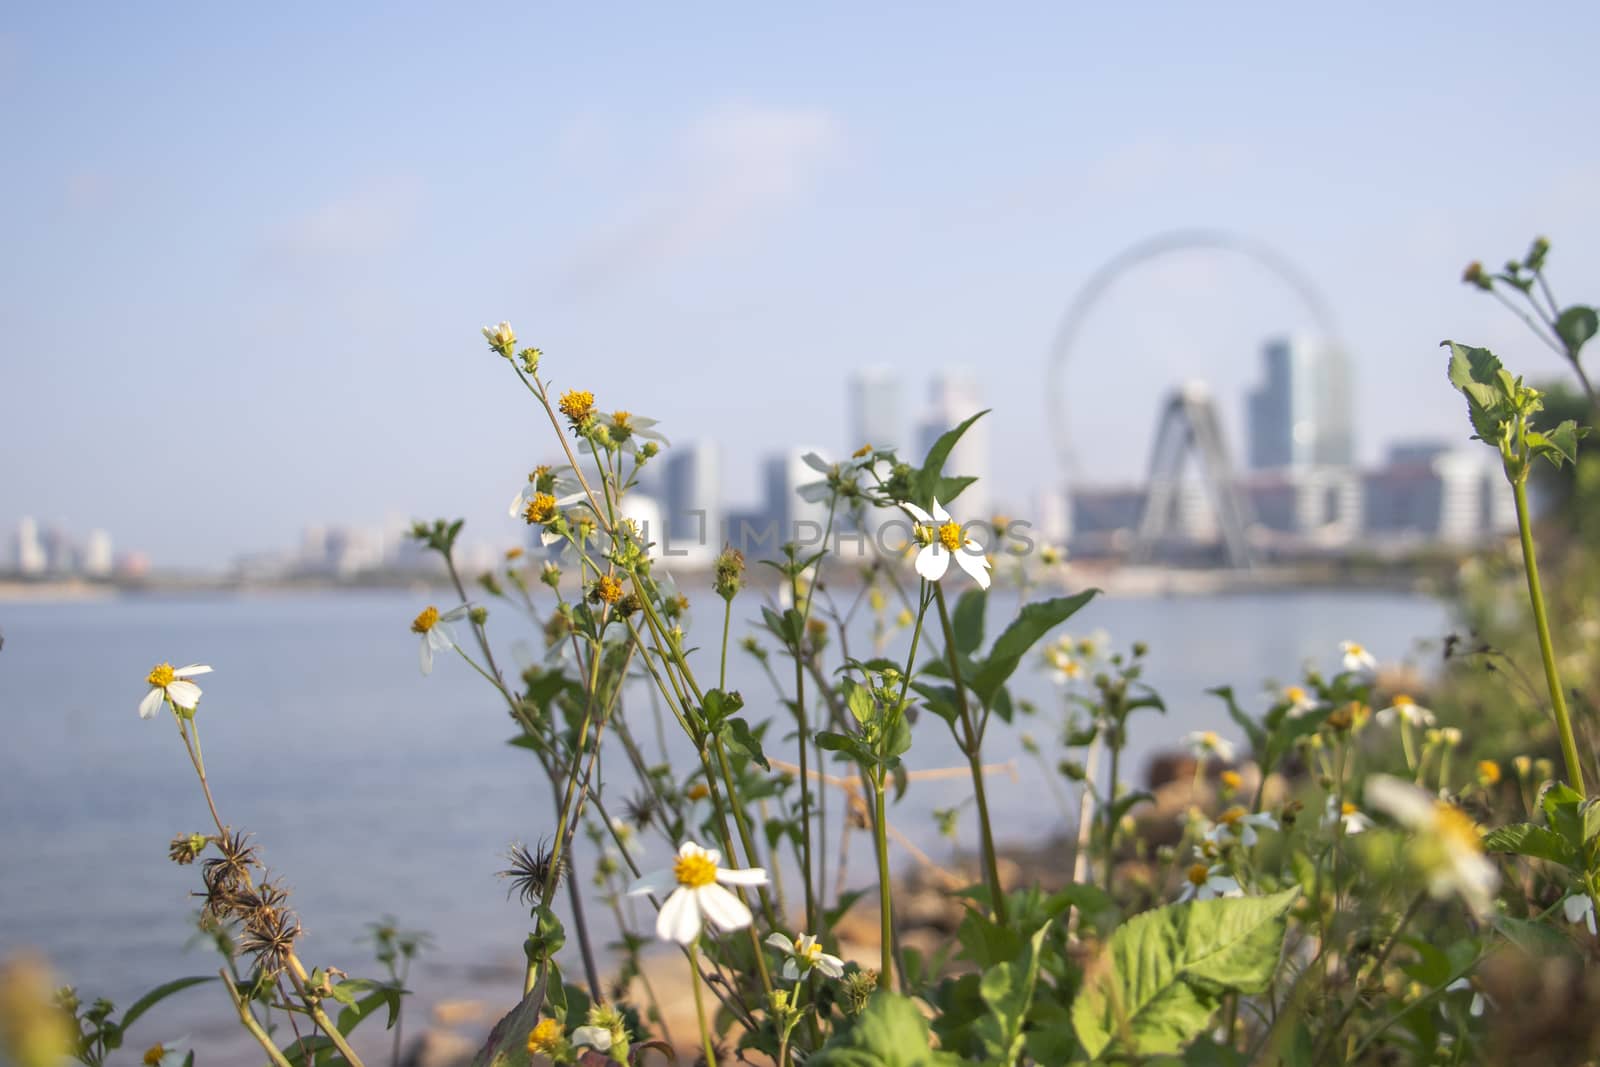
[954,547,991,589]
[138,687,164,719]
[165,680,202,709]
[440,605,470,622]
[816,954,845,978]
[571,1027,611,1051]
[1365,775,1434,829]
[509,489,529,518]
[694,883,753,932]
[801,451,830,473]
[628,869,672,897]
[914,545,950,582]
[929,498,950,522]
[781,959,800,981]
[902,502,933,524]
[428,627,454,652]
[1564,894,1592,925]
[765,931,794,952]
[715,866,768,887]
[419,637,434,675]
[798,481,831,503]
[656,887,702,944]
[173,665,212,678]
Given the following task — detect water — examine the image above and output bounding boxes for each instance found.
[0,586,1448,1059]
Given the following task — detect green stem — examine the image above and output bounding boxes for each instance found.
[931,583,1007,924]
[689,944,716,1067]
[872,773,896,989]
[1514,477,1586,794]
[1103,740,1122,894]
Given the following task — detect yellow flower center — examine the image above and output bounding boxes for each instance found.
[937,521,963,552]
[1221,770,1243,790]
[794,937,822,963]
[673,851,718,888]
[1393,694,1414,707]
[1478,760,1502,785]
[143,1046,166,1066]
[526,1017,564,1055]
[611,410,632,430]
[686,783,710,802]
[1348,643,1367,657]
[594,575,623,604]
[1285,686,1307,704]
[1341,802,1357,817]
[1434,802,1482,853]
[1186,863,1210,886]
[1219,806,1246,827]
[558,389,596,423]
[853,443,872,458]
[146,663,175,687]
[411,606,439,634]
[1201,731,1219,749]
[506,546,525,561]
[523,492,558,524]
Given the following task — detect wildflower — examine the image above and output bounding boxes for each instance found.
[1177,862,1242,902]
[506,546,524,561]
[1366,775,1498,916]
[411,605,466,675]
[902,499,991,589]
[168,832,208,865]
[841,970,878,1014]
[1076,629,1110,660]
[1323,797,1373,835]
[525,1017,569,1060]
[500,841,564,905]
[138,663,212,718]
[713,547,745,601]
[481,321,516,355]
[1339,640,1377,673]
[1565,893,1597,936]
[589,575,624,605]
[1183,730,1236,763]
[1477,760,1502,787]
[685,782,710,802]
[596,410,668,453]
[1462,261,1492,291]
[1039,544,1065,566]
[1446,978,1486,1016]
[571,1003,630,1061]
[766,931,845,981]
[558,389,596,428]
[1282,685,1319,718]
[1220,770,1244,794]
[1377,694,1436,728]
[1204,806,1278,848]
[140,1042,187,1067]
[627,841,768,944]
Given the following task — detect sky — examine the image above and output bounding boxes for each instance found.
[3,2,1599,567]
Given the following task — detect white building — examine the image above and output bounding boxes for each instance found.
[663,442,721,564]
[848,368,902,454]
[915,371,990,521]
[13,517,45,575]
[763,448,831,553]
[83,529,114,578]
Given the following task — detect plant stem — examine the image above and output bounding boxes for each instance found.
[220,970,296,1067]
[872,774,896,989]
[1513,477,1586,794]
[931,583,1007,924]
[1102,741,1122,894]
[689,944,716,1067]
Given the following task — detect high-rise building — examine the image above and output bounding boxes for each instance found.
[848,368,901,455]
[662,442,721,563]
[83,530,114,578]
[763,448,830,553]
[916,371,990,521]
[13,517,45,575]
[1246,335,1353,472]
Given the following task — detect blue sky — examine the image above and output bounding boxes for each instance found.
[4,3,1598,566]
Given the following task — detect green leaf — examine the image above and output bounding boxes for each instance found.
[1542,782,1586,849]
[912,411,990,509]
[1072,889,1298,1059]
[719,717,769,770]
[952,588,987,655]
[843,679,876,724]
[970,590,1100,707]
[810,992,964,1066]
[1481,822,1578,866]
[1555,305,1599,354]
[117,976,215,1033]
[1206,687,1266,757]
[471,966,549,1067]
[1493,914,1577,957]
[1543,419,1583,468]
[699,688,745,730]
[1443,340,1507,443]
[976,922,1051,1065]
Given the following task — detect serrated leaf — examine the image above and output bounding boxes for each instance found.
[810,992,964,1066]
[976,923,1051,1065]
[720,717,769,770]
[1481,822,1578,866]
[1443,340,1507,443]
[1545,419,1582,467]
[1072,889,1298,1059]
[472,966,549,1067]
[970,591,1099,707]
[843,679,876,724]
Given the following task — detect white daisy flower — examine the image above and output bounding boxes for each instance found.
[138,663,212,718]
[1445,978,1486,1017]
[1564,892,1597,936]
[1183,730,1237,763]
[595,410,668,454]
[902,499,991,589]
[481,321,516,354]
[1177,862,1242,902]
[411,605,467,675]
[627,841,768,945]
[1203,805,1278,848]
[1282,685,1320,718]
[1323,796,1374,835]
[571,1004,630,1059]
[765,931,845,982]
[138,1039,191,1067]
[1366,774,1499,917]
[1376,694,1436,728]
[1340,640,1377,674]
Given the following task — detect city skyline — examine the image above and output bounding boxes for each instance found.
[4,5,1598,566]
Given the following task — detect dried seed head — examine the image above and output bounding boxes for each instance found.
[499,841,565,906]
[168,832,208,866]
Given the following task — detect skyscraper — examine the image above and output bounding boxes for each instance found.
[762,448,830,551]
[848,368,901,454]
[1246,335,1353,471]
[662,441,721,563]
[13,517,45,575]
[916,371,990,521]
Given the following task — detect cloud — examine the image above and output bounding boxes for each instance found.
[267,176,424,260]
[560,104,844,291]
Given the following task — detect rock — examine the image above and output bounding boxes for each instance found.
[401,1029,477,1067]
